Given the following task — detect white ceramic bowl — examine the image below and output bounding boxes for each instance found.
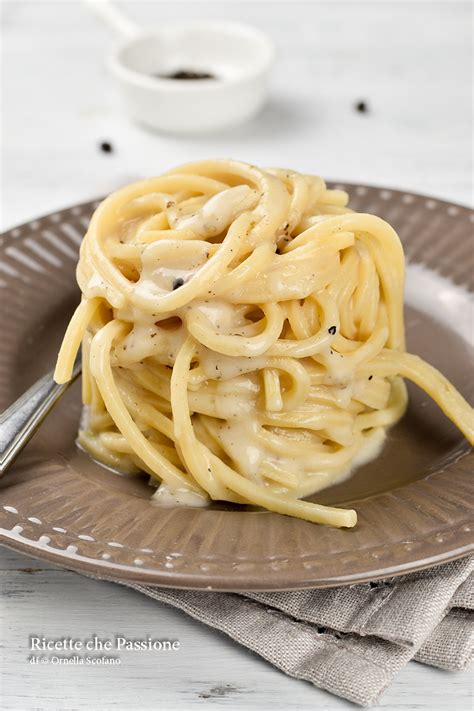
[108,21,274,134]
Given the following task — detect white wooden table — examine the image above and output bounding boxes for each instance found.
[1,2,472,709]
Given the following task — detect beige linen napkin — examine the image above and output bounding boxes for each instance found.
[112,556,473,707]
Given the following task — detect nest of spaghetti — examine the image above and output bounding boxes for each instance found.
[55,160,473,527]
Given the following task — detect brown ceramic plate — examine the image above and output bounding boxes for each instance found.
[0,185,473,590]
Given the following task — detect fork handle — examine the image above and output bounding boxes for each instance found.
[0,360,82,476]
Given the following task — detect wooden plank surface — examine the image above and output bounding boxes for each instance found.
[1,547,472,711]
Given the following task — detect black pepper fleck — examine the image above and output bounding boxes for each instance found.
[328,325,337,335]
[355,100,369,114]
[368,375,373,380]
[99,141,114,154]
[172,277,184,290]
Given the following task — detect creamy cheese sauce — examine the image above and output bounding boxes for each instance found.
[171,185,260,236]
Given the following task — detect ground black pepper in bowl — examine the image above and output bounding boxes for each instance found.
[155,69,216,81]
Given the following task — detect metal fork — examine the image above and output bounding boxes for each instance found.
[0,354,82,476]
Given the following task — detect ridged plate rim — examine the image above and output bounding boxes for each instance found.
[0,183,472,590]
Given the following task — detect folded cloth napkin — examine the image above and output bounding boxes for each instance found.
[112,556,473,707]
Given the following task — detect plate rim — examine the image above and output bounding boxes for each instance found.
[1,184,473,590]
[1,533,473,591]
